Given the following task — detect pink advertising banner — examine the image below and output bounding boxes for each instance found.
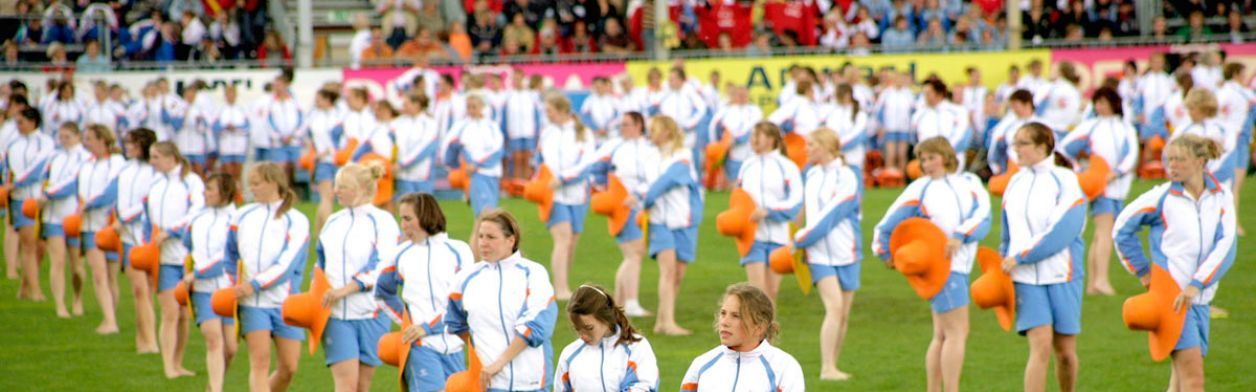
[341,62,625,102]
[1052,43,1256,92]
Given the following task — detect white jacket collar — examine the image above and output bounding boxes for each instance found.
[721,339,773,359]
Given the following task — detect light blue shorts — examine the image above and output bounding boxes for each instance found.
[469,174,500,218]
[405,345,466,392]
[257,148,293,163]
[191,291,236,327]
[240,306,305,340]
[930,272,970,314]
[9,200,36,229]
[1090,197,1124,217]
[41,223,81,248]
[81,230,118,259]
[218,154,246,164]
[724,159,743,184]
[884,130,911,143]
[740,241,782,266]
[547,202,589,234]
[322,316,389,367]
[1175,304,1211,356]
[614,209,643,244]
[809,262,861,291]
[157,265,185,292]
[186,154,207,166]
[1014,280,1083,335]
[314,162,337,183]
[648,224,697,263]
[508,137,537,153]
[395,179,435,198]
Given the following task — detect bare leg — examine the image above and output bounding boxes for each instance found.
[315,180,333,236]
[1170,347,1206,392]
[18,225,42,300]
[330,360,360,392]
[128,266,159,352]
[817,276,850,380]
[4,220,17,279]
[246,331,273,392]
[357,363,376,392]
[270,337,302,392]
[1024,326,1053,392]
[939,306,969,392]
[1087,213,1116,295]
[550,223,574,300]
[1052,333,1078,392]
[87,248,118,333]
[614,239,647,314]
[201,320,227,392]
[1234,170,1245,236]
[69,246,84,315]
[834,291,856,373]
[926,311,943,392]
[654,251,691,336]
[48,236,70,317]
[159,290,193,378]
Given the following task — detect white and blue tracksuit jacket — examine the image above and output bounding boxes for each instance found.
[317,204,400,320]
[556,332,660,392]
[736,152,803,245]
[680,340,805,392]
[791,159,861,267]
[637,152,703,230]
[1000,160,1088,285]
[1058,116,1140,200]
[339,107,377,147]
[116,160,157,245]
[4,131,55,201]
[590,137,661,198]
[183,206,237,293]
[823,103,871,168]
[44,99,84,135]
[144,166,205,266]
[76,154,125,232]
[85,99,125,132]
[1034,80,1083,133]
[305,107,344,165]
[875,86,915,133]
[164,97,213,156]
[651,86,708,137]
[224,201,311,309]
[350,120,396,163]
[252,96,305,150]
[767,97,822,138]
[540,122,598,205]
[1113,176,1237,305]
[707,104,763,163]
[504,90,543,141]
[212,102,252,157]
[446,252,559,391]
[394,113,441,182]
[375,233,474,355]
[580,93,620,134]
[911,102,971,154]
[872,173,992,274]
[41,145,92,224]
[985,114,1038,174]
[1136,72,1175,122]
[1170,118,1236,183]
[444,117,505,178]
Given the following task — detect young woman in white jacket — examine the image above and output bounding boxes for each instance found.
[681,283,804,391]
[707,86,762,185]
[735,122,803,301]
[211,84,251,182]
[317,162,399,391]
[768,80,823,139]
[1000,122,1087,392]
[1058,88,1140,296]
[1114,135,1237,392]
[912,80,971,168]
[540,93,598,301]
[44,81,83,136]
[556,284,659,392]
[782,128,861,380]
[305,89,343,236]
[40,122,92,318]
[145,141,206,379]
[6,108,54,301]
[872,137,992,390]
[1035,62,1084,139]
[226,162,310,392]
[393,94,440,196]
[589,112,659,318]
[877,72,917,171]
[443,94,504,217]
[1170,89,1237,189]
[446,209,559,391]
[115,128,160,345]
[181,173,239,392]
[986,89,1038,175]
[630,115,703,336]
[375,193,473,391]
[162,84,211,177]
[79,124,126,334]
[652,68,708,167]
[823,84,870,184]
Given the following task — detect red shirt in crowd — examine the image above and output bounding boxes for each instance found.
[763,0,819,46]
[696,0,753,48]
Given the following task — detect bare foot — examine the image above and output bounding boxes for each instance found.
[5,273,16,280]
[72,300,84,316]
[1085,286,1101,296]
[820,369,852,381]
[1095,284,1116,296]
[56,308,71,319]
[30,294,46,302]
[1210,306,1230,319]
[176,368,197,377]
[1238,225,1246,237]
[96,324,119,335]
[137,344,159,354]
[653,324,692,336]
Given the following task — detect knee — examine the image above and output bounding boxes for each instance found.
[205,334,223,352]
[276,361,298,378]
[1054,349,1078,368]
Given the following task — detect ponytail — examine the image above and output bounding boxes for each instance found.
[567,284,642,347]
[544,92,588,142]
[151,141,191,177]
[251,162,298,218]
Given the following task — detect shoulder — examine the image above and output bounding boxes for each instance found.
[765,344,804,371]
[685,346,725,373]
[515,257,552,276]
[558,340,585,361]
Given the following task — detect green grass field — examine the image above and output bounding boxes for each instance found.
[1,179,1253,391]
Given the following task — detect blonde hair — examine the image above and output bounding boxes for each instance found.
[151,141,191,177]
[335,162,386,202]
[1184,88,1218,117]
[544,92,589,142]
[648,115,685,156]
[718,283,780,343]
[809,127,843,158]
[1168,134,1222,161]
[84,123,121,154]
[914,136,959,172]
[250,162,299,218]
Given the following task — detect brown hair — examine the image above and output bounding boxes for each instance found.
[752,121,787,156]
[1058,61,1080,85]
[473,208,521,258]
[205,172,238,208]
[1014,122,1073,169]
[398,192,446,235]
[567,284,641,347]
[408,93,431,111]
[84,123,121,154]
[1168,134,1222,161]
[544,92,589,142]
[914,136,959,173]
[151,141,191,177]
[250,162,299,218]
[835,83,860,121]
[126,128,158,162]
[719,283,780,343]
[1223,62,1245,81]
[335,162,386,202]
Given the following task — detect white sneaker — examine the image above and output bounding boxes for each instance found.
[623,300,652,318]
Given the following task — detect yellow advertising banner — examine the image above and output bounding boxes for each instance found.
[627,50,1053,113]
